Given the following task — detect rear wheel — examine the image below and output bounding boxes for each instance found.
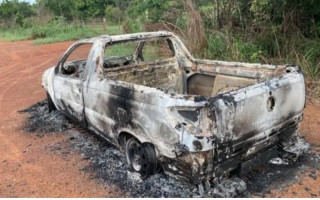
[47,92,56,113]
[125,137,158,179]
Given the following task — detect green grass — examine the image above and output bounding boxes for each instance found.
[34,24,123,45]
[0,22,123,45]
[299,40,320,79]
[206,32,265,63]
[105,42,137,57]
[0,27,33,41]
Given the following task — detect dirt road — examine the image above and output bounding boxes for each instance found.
[0,40,319,197]
[0,41,121,197]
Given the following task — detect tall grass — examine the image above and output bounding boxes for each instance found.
[0,19,123,45]
[206,32,265,63]
[0,27,33,41]
[298,40,320,79]
[205,30,319,79]
[203,29,320,99]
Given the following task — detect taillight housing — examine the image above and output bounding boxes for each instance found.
[169,106,217,137]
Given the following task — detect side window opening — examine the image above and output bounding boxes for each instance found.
[103,42,137,69]
[105,42,137,57]
[60,43,93,79]
[140,39,175,62]
[103,38,179,93]
[102,39,175,70]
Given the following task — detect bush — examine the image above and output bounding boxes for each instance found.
[206,33,228,60]
[0,17,116,44]
[105,5,122,24]
[297,40,320,79]
[176,12,188,30]
[15,13,23,27]
[31,18,67,39]
[30,18,99,41]
[123,18,143,33]
[233,37,264,63]
[206,32,265,63]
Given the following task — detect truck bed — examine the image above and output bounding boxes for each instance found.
[104,56,291,98]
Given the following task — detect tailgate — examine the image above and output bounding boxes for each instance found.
[211,71,305,158]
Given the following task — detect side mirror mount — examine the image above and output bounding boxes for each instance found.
[63,62,77,75]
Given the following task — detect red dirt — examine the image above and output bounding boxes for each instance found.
[0,40,319,197]
[0,41,121,197]
[267,102,320,198]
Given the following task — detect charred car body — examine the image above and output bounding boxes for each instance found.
[42,31,307,184]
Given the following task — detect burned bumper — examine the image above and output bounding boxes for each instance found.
[160,114,303,184]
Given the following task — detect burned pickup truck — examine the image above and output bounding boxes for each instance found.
[42,31,306,183]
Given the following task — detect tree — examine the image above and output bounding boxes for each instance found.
[0,0,35,27]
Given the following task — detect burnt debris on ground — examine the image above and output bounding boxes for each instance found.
[19,100,73,136]
[20,101,320,197]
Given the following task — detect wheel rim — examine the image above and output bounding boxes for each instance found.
[128,140,143,171]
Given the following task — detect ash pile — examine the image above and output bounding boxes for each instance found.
[20,100,320,197]
[19,100,73,135]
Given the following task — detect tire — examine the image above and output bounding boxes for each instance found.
[47,92,56,113]
[230,164,242,176]
[125,137,158,179]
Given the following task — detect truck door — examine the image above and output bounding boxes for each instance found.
[82,41,137,142]
[53,43,93,123]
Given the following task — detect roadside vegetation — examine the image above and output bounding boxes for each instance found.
[0,0,319,97]
[0,1,122,44]
[0,22,122,44]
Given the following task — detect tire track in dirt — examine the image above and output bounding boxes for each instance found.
[0,42,59,179]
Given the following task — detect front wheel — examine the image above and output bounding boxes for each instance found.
[125,137,158,179]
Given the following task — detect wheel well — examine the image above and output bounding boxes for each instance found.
[119,132,162,173]
[118,132,135,150]
[118,132,156,152]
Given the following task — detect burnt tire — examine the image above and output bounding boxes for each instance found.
[125,137,158,179]
[47,92,56,113]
